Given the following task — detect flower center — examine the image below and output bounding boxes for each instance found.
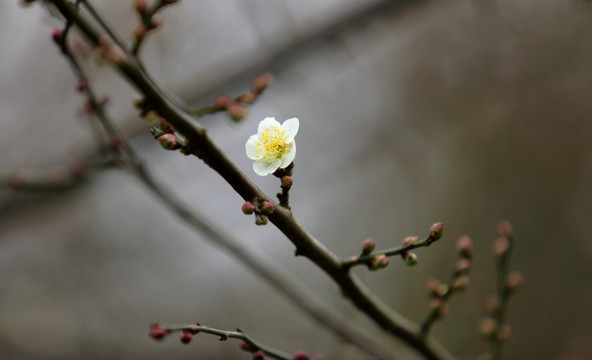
[256,126,287,160]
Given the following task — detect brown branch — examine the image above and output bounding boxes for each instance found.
[43,1,453,359]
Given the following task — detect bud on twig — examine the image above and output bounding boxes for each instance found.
[369,254,389,271]
[361,238,375,255]
[429,222,444,242]
[180,330,193,344]
[479,317,497,338]
[157,133,182,150]
[506,271,524,293]
[253,350,265,360]
[492,236,510,259]
[255,214,268,226]
[149,325,168,340]
[495,219,514,238]
[402,236,419,247]
[259,201,275,215]
[404,252,418,266]
[281,176,293,189]
[242,201,255,215]
[452,274,470,292]
[484,295,502,315]
[456,235,473,258]
[227,102,247,122]
[252,72,273,94]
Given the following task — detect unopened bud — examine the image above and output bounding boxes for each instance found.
[157,133,181,150]
[134,0,147,16]
[260,201,275,215]
[429,222,444,241]
[402,236,419,247]
[498,324,512,341]
[180,330,193,344]
[369,254,389,271]
[456,235,473,258]
[429,298,448,317]
[237,91,258,104]
[252,72,273,94]
[436,283,449,297]
[149,13,164,29]
[239,341,255,352]
[426,278,441,296]
[484,295,502,315]
[255,214,268,226]
[52,28,62,44]
[159,119,174,133]
[455,259,472,275]
[281,176,293,189]
[495,219,514,238]
[404,252,419,266]
[242,201,255,215]
[361,238,375,255]
[506,271,524,293]
[149,325,167,340]
[133,24,147,39]
[492,236,510,259]
[479,317,497,337]
[252,350,265,360]
[214,94,232,107]
[227,102,247,122]
[292,351,309,360]
[75,80,88,92]
[452,274,470,292]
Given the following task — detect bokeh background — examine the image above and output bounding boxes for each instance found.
[1,0,592,359]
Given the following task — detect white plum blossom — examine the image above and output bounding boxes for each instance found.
[245,117,299,176]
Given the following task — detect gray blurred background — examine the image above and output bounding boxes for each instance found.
[1,0,592,359]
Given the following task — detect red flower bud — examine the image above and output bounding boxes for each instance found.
[149,325,167,340]
[361,238,375,255]
[429,222,444,241]
[242,201,255,215]
[180,330,193,344]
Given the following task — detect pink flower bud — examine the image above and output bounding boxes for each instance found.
[429,298,448,317]
[492,236,510,259]
[404,252,418,266]
[479,317,497,337]
[369,254,389,271]
[456,235,473,258]
[452,274,470,292]
[455,259,472,275]
[52,28,62,44]
[133,24,147,39]
[252,73,273,94]
[426,278,441,296]
[506,271,524,293]
[260,201,275,215]
[252,350,265,360]
[227,102,247,122]
[429,222,444,241]
[242,201,255,215]
[149,325,167,340]
[214,94,232,107]
[495,219,514,238]
[149,13,164,29]
[292,351,309,360]
[180,330,193,344]
[157,133,181,150]
[237,91,258,104]
[255,214,268,226]
[281,176,293,189]
[402,236,419,247]
[361,238,375,255]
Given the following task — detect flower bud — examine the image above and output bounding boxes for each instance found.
[159,118,174,133]
[452,274,470,292]
[506,271,524,293]
[361,238,375,255]
[242,201,255,215]
[134,0,147,16]
[227,102,247,122]
[281,176,293,189]
[402,236,419,247]
[498,324,512,341]
[157,133,182,150]
[149,325,167,340]
[75,80,88,92]
[429,298,448,317]
[369,254,389,271]
[429,222,444,241]
[180,330,193,344]
[455,259,472,275]
[255,214,268,226]
[484,295,502,315]
[260,201,275,215]
[436,284,449,297]
[252,72,273,94]
[133,24,147,39]
[149,13,164,29]
[292,351,309,360]
[214,94,232,107]
[404,252,419,266]
[492,236,510,259]
[456,235,473,258]
[237,91,258,104]
[239,341,255,352]
[479,317,497,338]
[426,278,441,296]
[52,28,62,44]
[252,350,265,360]
[495,219,514,238]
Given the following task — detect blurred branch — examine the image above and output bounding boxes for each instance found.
[43,1,452,359]
[149,323,292,360]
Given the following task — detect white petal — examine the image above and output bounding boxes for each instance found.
[280,141,296,168]
[245,134,262,159]
[253,159,282,176]
[282,118,299,140]
[258,117,280,134]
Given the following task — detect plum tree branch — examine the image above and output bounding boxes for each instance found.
[43,1,454,358]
